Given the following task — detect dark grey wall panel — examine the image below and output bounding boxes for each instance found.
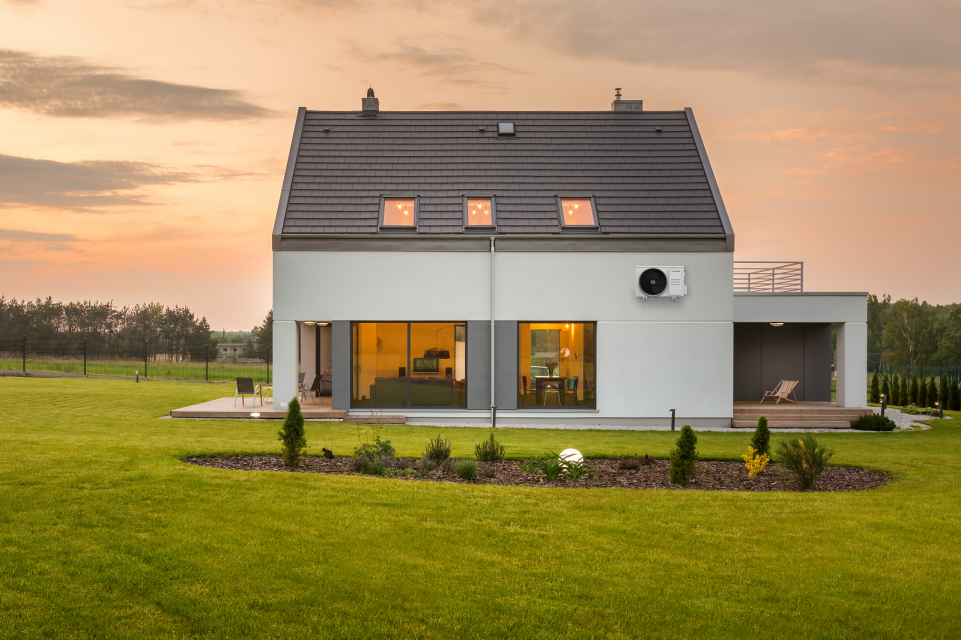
[332,321,351,410]
[494,321,518,410]
[761,323,806,400]
[733,323,763,401]
[804,323,833,401]
[467,320,491,410]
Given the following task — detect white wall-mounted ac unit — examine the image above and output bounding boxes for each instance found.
[635,266,687,300]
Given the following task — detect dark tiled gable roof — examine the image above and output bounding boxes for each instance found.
[281,110,727,236]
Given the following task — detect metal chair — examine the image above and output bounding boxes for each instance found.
[235,377,263,406]
[540,379,561,406]
[299,375,320,404]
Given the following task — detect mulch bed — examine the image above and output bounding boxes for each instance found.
[185,455,889,492]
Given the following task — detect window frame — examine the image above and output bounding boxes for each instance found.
[555,196,599,231]
[516,321,597,410]
[462,195,497,231]
[379,196,420,232]
[349,321,469,409]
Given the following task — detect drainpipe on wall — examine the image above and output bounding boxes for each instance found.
[490,235,496,428]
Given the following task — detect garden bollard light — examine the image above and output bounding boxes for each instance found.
[670,408,676,431]
[136,370,139,383]
[880,394,886,417]
[936,402,942,419]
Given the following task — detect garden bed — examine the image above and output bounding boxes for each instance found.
[185,455,889,492]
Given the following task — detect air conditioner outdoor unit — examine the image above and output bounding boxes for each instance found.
[635,266,687,300]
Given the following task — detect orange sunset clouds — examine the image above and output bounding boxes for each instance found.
[1,0,959,328]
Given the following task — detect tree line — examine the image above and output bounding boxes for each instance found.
[867,295,961,368]
[0,297,272,363]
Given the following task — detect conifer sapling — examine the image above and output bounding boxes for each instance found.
[870,372,880,404]
[278,397,307,468]
[669,425,698,485]
[751,416,771,458]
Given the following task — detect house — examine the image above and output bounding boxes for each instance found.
[270,89,866,427]
[217,343,247,359]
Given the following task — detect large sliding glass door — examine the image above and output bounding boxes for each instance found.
[518,322,595,408]
[351,322,466,408]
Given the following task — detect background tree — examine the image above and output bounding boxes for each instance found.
[882,299,939,366]
[950,377,960,411]
[910,374,919,405]
[901,375,909,406]
[940,373,949,410]
[917,376,927,408]
[252,309,273,363]
[867,294,892,370]
[927,377,937,409]
[881,374,890,403]
[890,373,899,405]
[934,308,961,366]
[870,372,880,404]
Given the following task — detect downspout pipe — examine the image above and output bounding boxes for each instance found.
[490,236,496,428]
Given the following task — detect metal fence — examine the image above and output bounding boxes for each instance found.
[0,338,271,384]
[734,261,803,292]
[874,364,961,381]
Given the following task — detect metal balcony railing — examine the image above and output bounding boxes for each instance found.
[733,262,803,292]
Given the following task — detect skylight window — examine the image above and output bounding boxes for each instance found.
[559,198,597,227]
[497,122,515,136]
[466,197,494,227]
[382,198,416,227]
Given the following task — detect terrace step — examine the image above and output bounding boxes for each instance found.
[734,406,870,417]
[347,414,407,424]
[734,413,860,422]
[732,420,852,429]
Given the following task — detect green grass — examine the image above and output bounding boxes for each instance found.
[0,357,271,383]
[1,378,960,639]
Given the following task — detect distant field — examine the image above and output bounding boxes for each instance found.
[0,357,270,383]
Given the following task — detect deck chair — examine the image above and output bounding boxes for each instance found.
[299,375,320,404]
[761,380,798,404]
[235,377,263,407]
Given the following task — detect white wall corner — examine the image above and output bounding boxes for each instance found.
[273,320,298,411]
[836,322,867,408]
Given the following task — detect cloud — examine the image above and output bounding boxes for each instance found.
[0,228,84,252]
[346,40,530,89]
[0,153,195,210]
[0,48,275,120]
[449,0,961,91]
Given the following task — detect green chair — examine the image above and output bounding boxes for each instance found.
[566,376,579,406]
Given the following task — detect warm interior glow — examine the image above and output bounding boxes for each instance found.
[466,197,493,226]
[560,198,595,226]
[383,198,416,226]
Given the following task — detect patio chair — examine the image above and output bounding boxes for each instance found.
[299,375,320,404]
[540,378,561,406]
[761,380,798,404]
[235,377,264,407]
[566,376,579,406]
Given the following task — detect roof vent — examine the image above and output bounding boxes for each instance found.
[362,88,379,116]
[611,87,642,112]
[497,122,515,136]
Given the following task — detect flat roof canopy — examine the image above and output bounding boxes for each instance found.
[734,292,866,324]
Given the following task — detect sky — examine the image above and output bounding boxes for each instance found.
[1,0,959,330]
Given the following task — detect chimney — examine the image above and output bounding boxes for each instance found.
[611,87,642,112]
[362,87,379,116]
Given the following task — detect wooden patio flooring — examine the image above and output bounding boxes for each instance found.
[170,395,347,419]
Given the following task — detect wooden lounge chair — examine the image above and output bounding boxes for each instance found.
[761,380,798,404]
[235,376,265,407]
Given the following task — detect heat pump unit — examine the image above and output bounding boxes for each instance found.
[635,266,687,300]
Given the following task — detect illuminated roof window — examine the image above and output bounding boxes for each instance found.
[465,197,495,228]
[559,198,597,227]
[381,198,417,228]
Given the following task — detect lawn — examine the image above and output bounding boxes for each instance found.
[1,378,959,639]
[0,357,271,383]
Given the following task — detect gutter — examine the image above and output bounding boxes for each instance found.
[490,235,496,428]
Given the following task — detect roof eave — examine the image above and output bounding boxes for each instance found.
[272,107,307,251]
[685,107,735,252]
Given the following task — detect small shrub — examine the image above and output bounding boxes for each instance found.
[441,458,455,475]
[478,462,496,479]
[870,372,880,404]
[751,416,771,457]
[395,457,410,470]
[560,456,594,481]
[354,431,395,460]
[525,454,564,480]
[278,398,307,468]
[776,434,833,490]
[352,455,388,476]
[901,403,923,415]
[425,435,452,464]
[454,459,478,480]
[641,454,654,466]
[618,457,641,470]
[321,447,334,459]
[853,414,897,431]
[669,425,698,485]
[417,454,437,474]
[741,446,770,479]
[475,432,506,462]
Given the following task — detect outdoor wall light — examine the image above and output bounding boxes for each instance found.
[250,413,260,418]
[770,322,784,327]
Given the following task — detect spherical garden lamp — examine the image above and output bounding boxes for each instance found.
[559,448,583,463]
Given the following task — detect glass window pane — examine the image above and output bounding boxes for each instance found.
[466,198,493,226]
[560,198,595,226]
[352,322,408,407]
[383,198,416,226]
[518,322,595,408]
[409,322,466,407]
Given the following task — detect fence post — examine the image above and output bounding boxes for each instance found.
[22,336,26,375]
[205,344,209,383]
[144,340,147,380]
[84,339,87,376]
